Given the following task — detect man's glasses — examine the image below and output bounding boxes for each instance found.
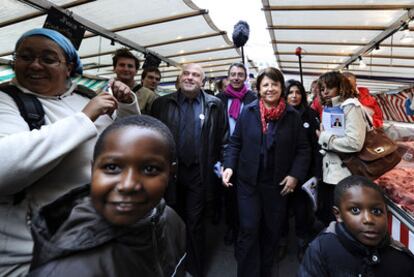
[13,53,63,67]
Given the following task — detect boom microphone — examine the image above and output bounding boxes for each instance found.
[232,20,250,48]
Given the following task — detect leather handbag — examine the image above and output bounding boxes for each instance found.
[338,114,401,180]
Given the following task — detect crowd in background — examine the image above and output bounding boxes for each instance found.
[0,27,413,277]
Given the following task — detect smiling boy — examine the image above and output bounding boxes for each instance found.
[28,115,186,277]
[298,175,414,277]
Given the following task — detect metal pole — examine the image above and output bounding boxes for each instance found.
[298,54,303,84]
[295,47,303,84]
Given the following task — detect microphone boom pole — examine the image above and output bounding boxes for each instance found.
[232,21,250,65]
[296,47,303,84]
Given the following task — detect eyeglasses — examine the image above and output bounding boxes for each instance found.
[13,53,63,66]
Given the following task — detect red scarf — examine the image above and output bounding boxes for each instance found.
[259,98,286,133]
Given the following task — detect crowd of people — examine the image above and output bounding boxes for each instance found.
[0,28,413,277]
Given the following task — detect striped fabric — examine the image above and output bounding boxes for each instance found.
[374,91,414,123]
[0,65,15,83]
[388,212,414,253]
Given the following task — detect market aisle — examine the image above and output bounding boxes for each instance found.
[205,218,300,277]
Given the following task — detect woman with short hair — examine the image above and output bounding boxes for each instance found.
[222,67,310,277]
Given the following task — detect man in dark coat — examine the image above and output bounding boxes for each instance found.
[151,63,228,277]
[215,63,257,245]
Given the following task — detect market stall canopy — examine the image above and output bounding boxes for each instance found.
[0,0,258,91]
[262,0,414,94]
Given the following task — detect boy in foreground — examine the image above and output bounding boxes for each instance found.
[298,175,414,277]
[28,115,186,276]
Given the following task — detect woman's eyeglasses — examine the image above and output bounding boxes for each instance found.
[14,53,63,66]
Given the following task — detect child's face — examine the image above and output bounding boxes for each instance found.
[91,127,173,226]
[320,83,338,100]
[333,186,388,247]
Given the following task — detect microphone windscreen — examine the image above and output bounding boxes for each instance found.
[232,20,250,48]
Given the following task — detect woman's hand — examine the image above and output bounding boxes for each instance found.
[222,168,233,187]
[316,122,324,138]
[106,79,134,104]
[82,92,117,122]
[280,175,298,196]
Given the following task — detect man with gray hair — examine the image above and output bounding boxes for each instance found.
[151,63,228,277]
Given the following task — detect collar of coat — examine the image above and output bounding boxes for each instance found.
[245,99,296,120]
[31,184,167,267]
[331,96,362,109]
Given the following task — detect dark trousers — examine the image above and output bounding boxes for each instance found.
[224,180,239,232]
[209,175,223,221]
[281,188,314,240]
[236,180,287,277]
[316,182,336,226]
[176,163,205,277]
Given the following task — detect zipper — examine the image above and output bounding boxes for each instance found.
[151,218,164,276]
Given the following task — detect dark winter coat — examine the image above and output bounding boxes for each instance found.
[297,106,322,180]
[29,186,186,277]
[298,222,414,277]
[223,100,311,186]
[215,90,257,119]
[151,90,228,204]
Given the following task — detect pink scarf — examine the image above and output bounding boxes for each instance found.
[224,84,248,120]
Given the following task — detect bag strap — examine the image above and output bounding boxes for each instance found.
[357,105,374,133]
[0,84,45,205]
[0,83,94,205]
[0,84,45,131]
[0,84,95,130]
[131,83,142,93]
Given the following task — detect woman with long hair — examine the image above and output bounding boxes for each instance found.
[278,79,322,261]
[317,71,366,224]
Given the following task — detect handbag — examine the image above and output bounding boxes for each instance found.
[338,112,401,180]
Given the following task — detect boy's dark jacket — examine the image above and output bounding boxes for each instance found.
[298,221,414,277]
[29,185,186,277]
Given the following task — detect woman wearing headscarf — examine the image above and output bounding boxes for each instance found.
[222,67,310,277]
[216,63,256,245]
[278,80,322,261]
[0,28,140,276]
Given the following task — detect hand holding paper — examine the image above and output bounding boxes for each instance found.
[301,177,318,211]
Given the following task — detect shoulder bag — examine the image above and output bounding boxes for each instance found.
[338,112,401,180]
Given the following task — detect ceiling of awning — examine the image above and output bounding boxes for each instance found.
[0,0,258,90]
[262,0,414,93]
